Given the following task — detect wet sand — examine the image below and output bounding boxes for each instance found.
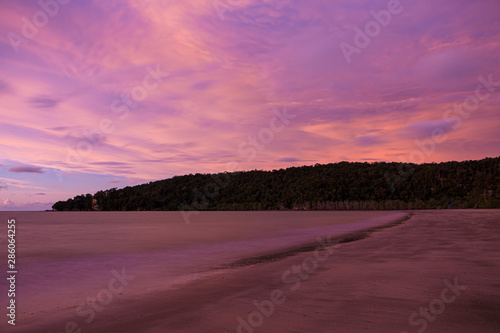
[9,210,500,332]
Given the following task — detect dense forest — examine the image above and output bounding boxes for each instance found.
[52,157,500,211]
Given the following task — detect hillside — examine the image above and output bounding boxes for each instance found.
[52,157,500,211]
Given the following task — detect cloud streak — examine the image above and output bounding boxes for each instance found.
[28,96,61,108]
[9,166,45,174]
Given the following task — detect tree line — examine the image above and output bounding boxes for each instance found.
[52,157,500,211]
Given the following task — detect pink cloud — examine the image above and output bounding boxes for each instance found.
[2,198,14,206]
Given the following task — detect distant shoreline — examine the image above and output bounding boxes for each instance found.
[44,207,500,212]
[52,157,500,212]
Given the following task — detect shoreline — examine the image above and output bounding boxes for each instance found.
[218,212,413,269]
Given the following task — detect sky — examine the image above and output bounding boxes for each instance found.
[1,0,499,211]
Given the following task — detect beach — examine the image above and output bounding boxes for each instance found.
[2,210,500,332]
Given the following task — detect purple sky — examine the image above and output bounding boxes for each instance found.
[1,0,499,210]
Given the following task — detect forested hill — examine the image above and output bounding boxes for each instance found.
[52,157,500,211]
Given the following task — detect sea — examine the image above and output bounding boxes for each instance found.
[0,211,407,325]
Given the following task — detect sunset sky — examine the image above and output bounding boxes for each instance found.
[1,0,499,210]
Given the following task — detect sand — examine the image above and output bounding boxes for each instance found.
[9,210,500,332]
